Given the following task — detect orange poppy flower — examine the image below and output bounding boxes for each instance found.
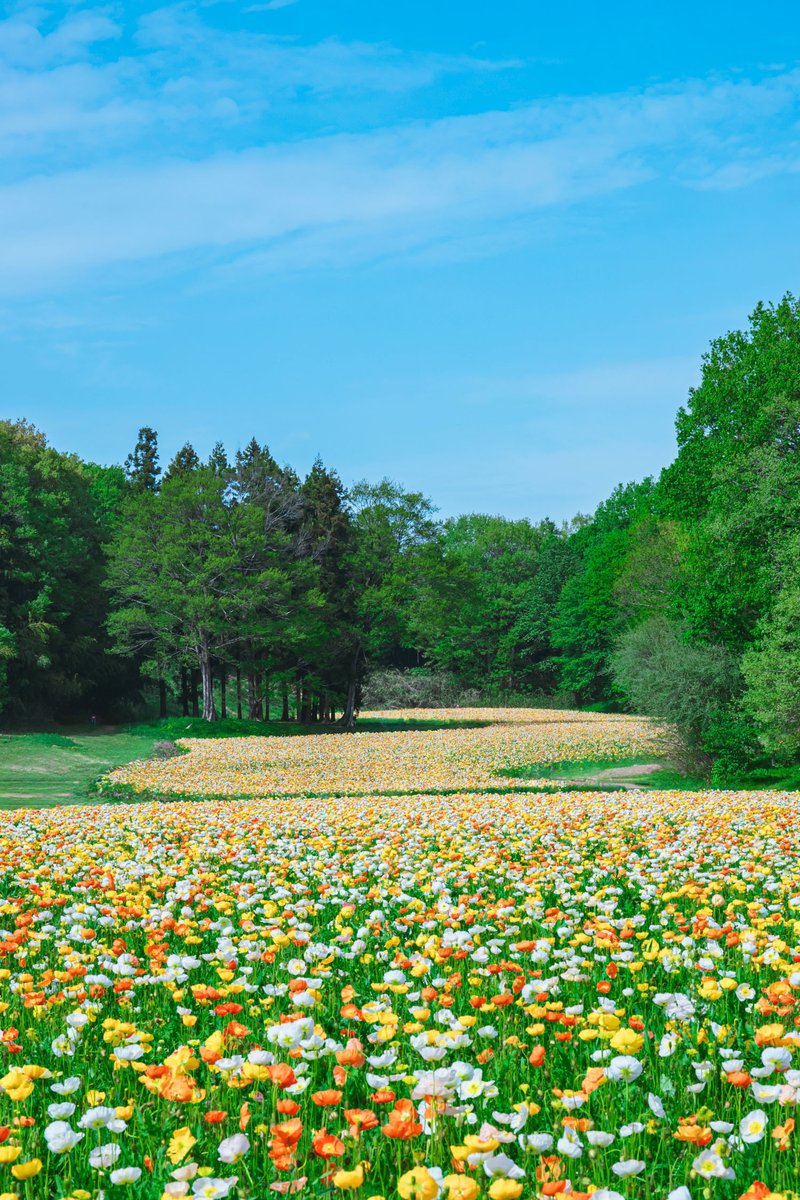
[311,1128,345,1159]
[344,1108,379,1137]
[311,1089,343,1107]
[271,1119,303,1146]
[160,1076,199,1103]
[336,1046,365,1068]
[224,1021,251,1039]
[381,1098,422,1140]
[268,1064,297,1089]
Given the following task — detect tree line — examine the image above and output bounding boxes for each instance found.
[2,295,800,778]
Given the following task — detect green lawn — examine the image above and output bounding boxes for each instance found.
[129,715,490,740]
[0,729,159,809]
[499,754,800,791]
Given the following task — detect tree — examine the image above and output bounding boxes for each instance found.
[208,442,229,475]
[164,443,200,480]
[663,297,800,649]
[550,480,658,704]
[742,535,800,758]
[298,458,355,719]
[414,514,550,691]
[0,420,135,721]
[612,616,744,773]
[106,458,300,720]
[340,480,440,727]
[125,427,160,492]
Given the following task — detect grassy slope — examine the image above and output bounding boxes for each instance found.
[0,730,159,809]
[500,755,800,791]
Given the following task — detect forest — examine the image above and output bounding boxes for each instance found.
[3,295,800,783]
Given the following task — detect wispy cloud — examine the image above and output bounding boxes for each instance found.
[245,0,301,10]
[0,5,798,297]
[0,4,518,168]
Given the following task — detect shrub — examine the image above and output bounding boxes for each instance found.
[150,739,183,759]
[362,669,480,710]
[611,616,745,776]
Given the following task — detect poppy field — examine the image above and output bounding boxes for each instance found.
[104,710,659,797]
[0,715,799,1200]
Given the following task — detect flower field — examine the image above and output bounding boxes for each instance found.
[1,716,799,1200]
[105,710,660,797]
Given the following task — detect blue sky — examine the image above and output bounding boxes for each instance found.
[3,1,800,520]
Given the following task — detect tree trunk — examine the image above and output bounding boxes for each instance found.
[158,676,168,719]
[338,646,361,731]
[281,682,289,722]
[199,647,217,721]
[248,674,263,721]
[294,683,302,722]
[340,677,357,731]
[300,683,310,724]
[220,664,227,719]
[191,668,200,718]
[181,668,189,717]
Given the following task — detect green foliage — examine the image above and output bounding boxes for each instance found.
[550,480,657,703]
[0,420,136,722]
[125,426,160,492]
[414,513,551,690]
[741,539,800,758]
[611,616,743,771]
[106,451,307,720]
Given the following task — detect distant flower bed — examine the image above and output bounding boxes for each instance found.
[0,787,799,1197]
[105,708,660,796]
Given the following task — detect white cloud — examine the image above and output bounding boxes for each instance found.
[245,0,301,9]
[0,5,798,296]
[1,66,799,295]
[0,4,518,165]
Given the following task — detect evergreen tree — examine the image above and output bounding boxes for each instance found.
[164,443,200,480]
[125,427,160,492]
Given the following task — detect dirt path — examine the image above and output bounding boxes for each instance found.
[552,763,663,790]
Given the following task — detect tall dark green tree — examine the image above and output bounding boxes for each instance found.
[164,443,201,480]
[0,420,133,720]
[125,427,160,492]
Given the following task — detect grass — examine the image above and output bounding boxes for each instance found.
[129,715,491,740]
[0,727,160,809]
[98,779,630,805]
[496,754,648,780]
[500,753,800,791]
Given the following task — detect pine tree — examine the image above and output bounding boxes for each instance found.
[164,443,200,480]
[125,427,160,492]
